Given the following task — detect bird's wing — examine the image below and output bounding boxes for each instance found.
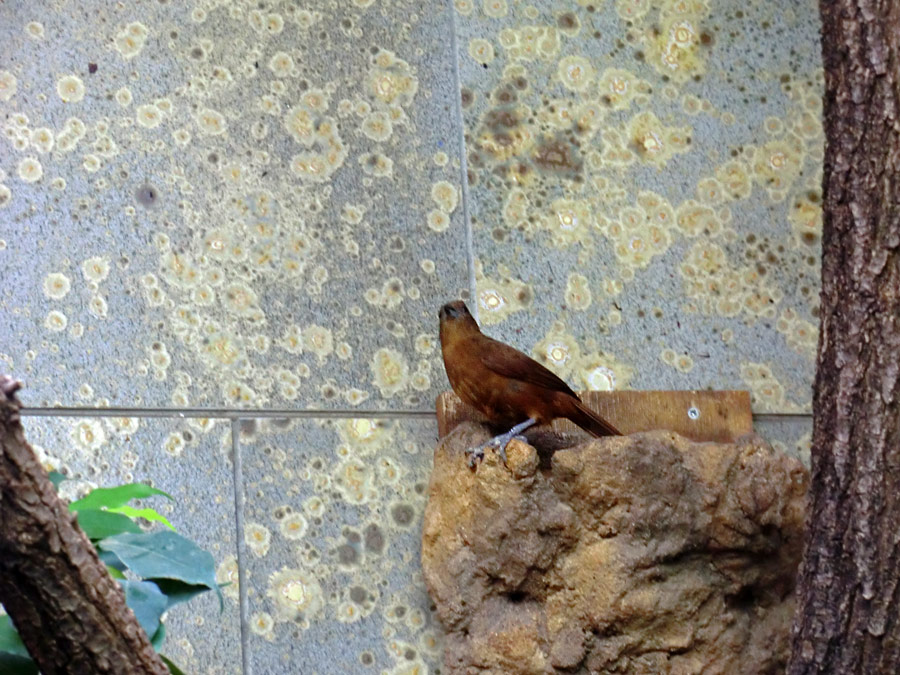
[479,337,579,397]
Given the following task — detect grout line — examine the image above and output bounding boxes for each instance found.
[230,419,252,675]
[20,406,436,420]
[752,413,814,419]
[446,0,479,319]
[18,405,813,420]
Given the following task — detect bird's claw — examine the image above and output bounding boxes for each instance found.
[465,434,527,469]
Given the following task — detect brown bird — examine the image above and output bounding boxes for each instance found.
[439,300,621,466]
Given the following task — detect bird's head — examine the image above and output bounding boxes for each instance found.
[438,301,479,338]
[438,300,472,322]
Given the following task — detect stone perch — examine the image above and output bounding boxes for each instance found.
[422,423,808,674]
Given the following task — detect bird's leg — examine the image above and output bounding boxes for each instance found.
[466,417,537,467]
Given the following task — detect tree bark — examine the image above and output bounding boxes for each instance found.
[0,376,168,675]
[789,0,900,672]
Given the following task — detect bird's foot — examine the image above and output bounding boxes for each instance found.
[465,430,530,468]
[466,434,526,468]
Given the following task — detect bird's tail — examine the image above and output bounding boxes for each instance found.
[568,398,621,436]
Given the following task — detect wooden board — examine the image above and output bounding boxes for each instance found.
[436,390,753,444]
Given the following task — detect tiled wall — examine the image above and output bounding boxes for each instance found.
[1,0,818,672]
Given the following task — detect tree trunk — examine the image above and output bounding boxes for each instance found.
[789,0,900,673]
[0,376,168,675]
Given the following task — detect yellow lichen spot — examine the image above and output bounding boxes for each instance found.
[368,50,419,107]
[577,352,633,391]
[245,523,272,556]
[337,601,361,624]
[468,38,495,64]
[616,0,651,20]
[43,272,71,299]
[675,354,694,373]
[715,160,753,200]
[57,75,85,103]
[163,431,185,457]
[565,273,592,311]
[558,55,595,92]
[0,71,16,102]
[546,199,593,248]
[675,200,722,237]
[71,419,106,452]
[627,111,691,167]
[696,177,725,205]
[430,180,458,213]
[83,154,101,172]
[0,185,11,208]
[334,458,375,503]
[196,108,227,135]
[455,0,474,15]
[249,612,274,639]
[475,263,532,325]
[304,324,334,360]
[426,210,450,232]
[115,22,149,59]
[502,188,531,229]
[279,324,304,355]
[268,567,323,622]
[357,152,392,178]
[31,127,54,153]
[483,0,508,17]
[265,13,285,33]
[764,116,784,136]
[777,308,818,357]
[82,256,110,283]
[740,362,787,412]
[370,347,409,397]
[222,282,259,317]
[25,21,45,39]
[753,136,805,198]
[361,111,392,142]
[280,513,309,540]
[788,192,822,247]
[44,310,68,332]
[172,128,191,146]
[88,295,108,319]
[647,11,707,83]
[115,87,133,107]
[18,157,43,183]
[268,51,294,76]
[533,324,581,378]
[136,104,162,129]
[597,68,648,110]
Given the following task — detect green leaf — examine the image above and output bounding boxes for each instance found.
[152,579,213,611]
[98,548,127,572]
[106,565,126,580]
[160,654,187,675]
[99,531,220,603]
[120,580,167,640]
[77,509,142,540]
[69,483,173,512]
[48,471,66,489]
[108,505,175,531]
[0,615,29,658]
[150,621,166,651]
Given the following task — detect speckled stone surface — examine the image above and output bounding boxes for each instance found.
[456,0,822,413]
[755,415,813,466]
[1,0,823,671]
[18,414,240,675]
[1,1,468,410]
[236,417,441,674]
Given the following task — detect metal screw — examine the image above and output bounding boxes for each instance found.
[687,406,700,420]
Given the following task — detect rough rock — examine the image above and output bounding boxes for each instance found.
[422,423,808,674]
